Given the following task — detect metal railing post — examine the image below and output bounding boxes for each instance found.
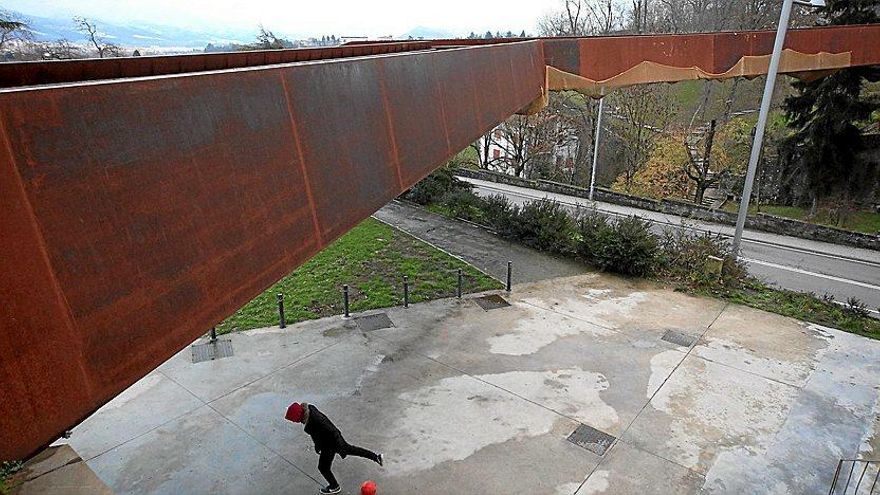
[276,292,286,328]
[403,276,410,308]
[457,268,463,298]
[506,261,512,292]
[343,284,350,318]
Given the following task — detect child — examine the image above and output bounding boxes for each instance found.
[286,402,384,494]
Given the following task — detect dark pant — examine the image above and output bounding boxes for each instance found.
[318,442,379,488]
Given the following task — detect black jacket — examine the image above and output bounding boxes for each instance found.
[304,405,345,453]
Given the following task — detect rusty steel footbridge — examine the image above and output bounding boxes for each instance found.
[2,25,879,460]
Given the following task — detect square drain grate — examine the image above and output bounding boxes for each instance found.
[473,294,511,311]
[567,424,616,456]
[191,339,234,363]
[661,329,699,348]
[355,312,394,332]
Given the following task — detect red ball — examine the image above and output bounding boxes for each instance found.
[361,480,377,495]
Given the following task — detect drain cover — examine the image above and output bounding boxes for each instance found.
[473,294,511,311]
[661,329,699,348]
[355,313,394,332]
[191,339,234,363]
[567,424,616,456]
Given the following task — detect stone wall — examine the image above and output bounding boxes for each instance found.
[455,168,880,251]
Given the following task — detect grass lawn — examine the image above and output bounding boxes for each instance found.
[216,217,501,333]
[723,203,880,235]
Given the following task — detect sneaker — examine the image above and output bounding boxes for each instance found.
[320,486,341,494]
[377,453,384,467]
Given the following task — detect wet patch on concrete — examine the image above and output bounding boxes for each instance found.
[486,304,613,356]
[383,374,561,473]
[579,442,705,495]
[694,305,830,387]
[625,356,800,474]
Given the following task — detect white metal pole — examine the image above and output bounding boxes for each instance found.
[589,95,604,202]
[731,0,794,258]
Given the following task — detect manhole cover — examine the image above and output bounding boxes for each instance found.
[354,313,394,332]
[473,294,511,311]
[661,329,699,348]
[567,424,616,456]
[191,339,234,363]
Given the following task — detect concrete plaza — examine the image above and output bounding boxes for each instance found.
[66,273,880,494]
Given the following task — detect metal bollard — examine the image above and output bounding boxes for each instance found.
[209,326,217,343]
[506,261,512,292]
[343,284,350,318]
[457,268,463,299]
[277,293,286,328]
[403,276,409,308]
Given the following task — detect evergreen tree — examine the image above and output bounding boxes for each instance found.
[484,30,494,39]
[520,30,527,37]
[783,0,880,206]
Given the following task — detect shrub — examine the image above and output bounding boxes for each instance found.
[657,228,747,289]
[404,167,470,205]
[844,297,870,318]
[577,212,658,276]
[482,194,515,233]
[509,199,576,254]
[576,210,612,259]
[440,188,485,222]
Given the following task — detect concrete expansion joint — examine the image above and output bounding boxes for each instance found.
[80,370,205,463]
[369,329,594,428]
[157,366,326,487]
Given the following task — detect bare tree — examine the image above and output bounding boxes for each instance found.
[0,10,31,52]
[685,119,719,203]
[539,0,620,36]
[74,17,121,58]
[606,84,675,188]
[42,39,82,60]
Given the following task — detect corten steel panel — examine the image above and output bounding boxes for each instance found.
[0,41,432,89]
[536,24,880,82]
[0,41,546,461]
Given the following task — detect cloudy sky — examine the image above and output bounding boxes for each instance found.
[6,0,560,37]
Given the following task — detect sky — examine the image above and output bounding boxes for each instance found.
[5,0,560,38]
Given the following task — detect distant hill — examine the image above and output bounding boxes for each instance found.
[401,26,455,40]
[15,11,265,49]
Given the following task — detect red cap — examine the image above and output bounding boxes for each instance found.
[285,402,304,423]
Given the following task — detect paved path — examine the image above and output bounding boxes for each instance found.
[461,176,880,315]
[373,200,589,284]
[66,274,880,494]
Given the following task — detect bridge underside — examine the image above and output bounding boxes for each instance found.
[2,25,878,460]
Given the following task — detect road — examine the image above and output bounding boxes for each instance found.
[460,176,880,316]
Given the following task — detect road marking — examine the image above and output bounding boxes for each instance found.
[742,257,880,291]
